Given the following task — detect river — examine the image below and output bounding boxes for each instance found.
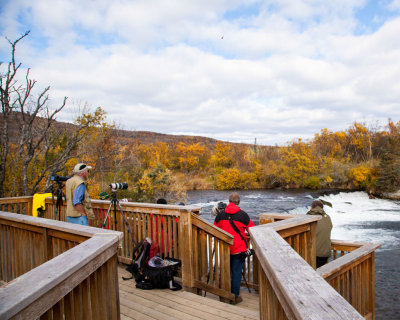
[187,189,400,319]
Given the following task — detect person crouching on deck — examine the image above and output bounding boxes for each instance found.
[214,192,255,304]
[306,200,333,268]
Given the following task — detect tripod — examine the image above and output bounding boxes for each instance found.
[52,181,65,221]
[102,189,136,245]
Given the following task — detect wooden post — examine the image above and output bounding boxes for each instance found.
[27,197,33,216]
[370,252,376,320]
[179,210,193,290]
[308,221,317,269]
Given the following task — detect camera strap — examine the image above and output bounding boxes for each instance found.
[228,215,246,243]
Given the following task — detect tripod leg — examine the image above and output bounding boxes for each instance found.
[113,199,118,231]
[57,190,64,221]
[102,203,113,229]
[242,269,251,293]
[54,190,62,220]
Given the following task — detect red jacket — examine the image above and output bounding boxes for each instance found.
[214,202,255,254]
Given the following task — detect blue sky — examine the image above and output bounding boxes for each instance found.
[1,0,400,145]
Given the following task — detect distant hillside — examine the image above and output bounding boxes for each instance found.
[114,128,223,148]
[1,112,259,148]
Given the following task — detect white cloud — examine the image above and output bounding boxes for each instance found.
[1,0,400,146]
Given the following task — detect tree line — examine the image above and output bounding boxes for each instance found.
[2,33,400,203]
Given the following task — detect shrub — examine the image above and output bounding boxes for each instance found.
[304,176,321,189]
[215,168,243,190]
[348,165,376,189]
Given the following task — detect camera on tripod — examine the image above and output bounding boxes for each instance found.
[109,182,128,190]
[50,174,71,182]
[48,174,70,221]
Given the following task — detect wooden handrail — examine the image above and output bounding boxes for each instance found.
[258,214,320,270]
[0,197,381,315]
[317,240,381,319]
[0,234,120,319]
[318,241,380,279]
[250,222,364,319]
[259,212,297,224]
[41,198,201,264]
[0,210,120,239]
[0,196,32,216]
[191,214,233,244]
[0,196,33,203]
[257,213,381,319]
[0,211,123,319]
[189,214,235,301]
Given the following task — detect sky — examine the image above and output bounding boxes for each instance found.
[1,0,400,146]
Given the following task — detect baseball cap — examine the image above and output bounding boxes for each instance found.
[73,163,92,174]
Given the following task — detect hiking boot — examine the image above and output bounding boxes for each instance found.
[234,296,243,304]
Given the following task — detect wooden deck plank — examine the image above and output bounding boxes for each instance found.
[120,304,157,320]
[120,288,203,320]
[170,290,259,319]
[118,266,260,320]
[205,289,260,312]
[120,266,259,315]
[120,282,258,320]
[120,283,209,320]
[120,295,184,320]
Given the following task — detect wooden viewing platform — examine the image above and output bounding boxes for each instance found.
[0,197,380,319]
[118,266,260,320]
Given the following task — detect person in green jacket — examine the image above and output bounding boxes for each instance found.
[307,200,333,268]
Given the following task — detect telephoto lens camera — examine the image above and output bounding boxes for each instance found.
[51,174,71,182]
[211,201,227,216]
[109,182,128,190]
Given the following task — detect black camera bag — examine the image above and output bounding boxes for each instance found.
[136,257,182,291]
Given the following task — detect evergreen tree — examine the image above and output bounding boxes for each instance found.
[375,136,400,192]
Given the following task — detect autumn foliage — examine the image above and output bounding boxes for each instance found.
[3,111,400,202]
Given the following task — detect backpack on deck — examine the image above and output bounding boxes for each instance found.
[135,257,182,291]
[123,237,152,280]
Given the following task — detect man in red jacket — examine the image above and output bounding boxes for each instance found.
[214,192,255,304]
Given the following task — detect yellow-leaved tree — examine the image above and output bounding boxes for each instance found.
[348,165,376,189]
[277,139,319,187]
[215,168,243,190]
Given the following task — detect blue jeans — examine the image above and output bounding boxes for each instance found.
[67,215,89,226]
[230,254,245,298]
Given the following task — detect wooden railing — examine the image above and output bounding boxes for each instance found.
[189,214,234,301]
[33,197,199,265]
[318,240,381,319]
[250,220,364,319]
[242,236,259,291]
[0,211,123,319]
[0,196,32,216]
[1,197,236,301]
[0,197,381,314]
[259,213,319,269]
[243,213,319,292]
[257,213,380,319]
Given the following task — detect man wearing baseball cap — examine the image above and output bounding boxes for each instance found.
[65,163,95,225]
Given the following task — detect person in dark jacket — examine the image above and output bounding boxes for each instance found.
[307,200,333,268]
[214,192,255,304]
